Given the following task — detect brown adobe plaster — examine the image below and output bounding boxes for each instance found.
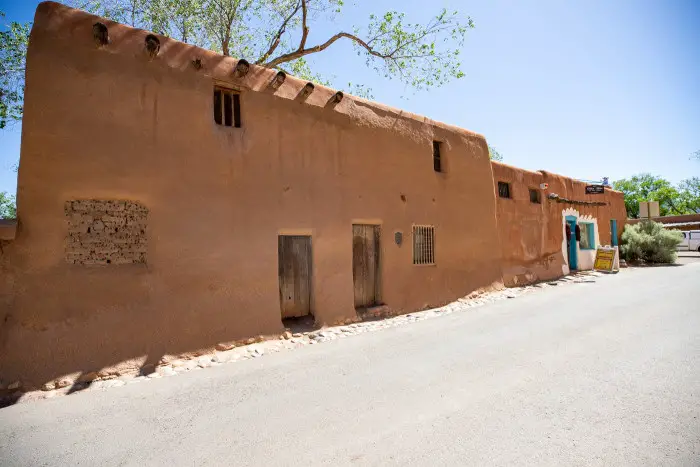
[0,2,503,384]
[491,162,626,286]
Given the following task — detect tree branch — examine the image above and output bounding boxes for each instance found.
[264,31,392,68]
[298,0,309,50]
[256,0,302,64]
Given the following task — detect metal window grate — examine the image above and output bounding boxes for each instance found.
[214,87,241,127]
[412,225,435,265]
[498,181,511,199]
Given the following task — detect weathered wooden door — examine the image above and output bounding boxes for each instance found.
[278,235,312,318]
[352,225,380,308]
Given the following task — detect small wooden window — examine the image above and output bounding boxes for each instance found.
[413,225,435,265]
[433,141,442,173]
[498,181,511,199]
[529,188,541,204]
[213,87,241,127]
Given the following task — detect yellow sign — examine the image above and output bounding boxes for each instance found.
[594,247,616,272]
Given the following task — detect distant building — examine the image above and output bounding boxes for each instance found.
[492,162,625,286]
[627,214,700,231]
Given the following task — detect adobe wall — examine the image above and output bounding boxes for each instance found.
[491,162,627,285]
[627,214,700,231]
[0,2,503,385]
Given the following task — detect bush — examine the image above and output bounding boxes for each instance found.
[620,221,683,264]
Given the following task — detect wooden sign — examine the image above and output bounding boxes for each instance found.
[585,185,605,194]
[593,247,617,272]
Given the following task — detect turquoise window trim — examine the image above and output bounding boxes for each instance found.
[580,222,596,250]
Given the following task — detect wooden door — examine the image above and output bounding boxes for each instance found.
[610,219,618,246]
[352,225,380,308]
[567,219,578,270]
[278,235,312,318]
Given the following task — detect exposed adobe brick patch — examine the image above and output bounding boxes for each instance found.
[64,200,148,265]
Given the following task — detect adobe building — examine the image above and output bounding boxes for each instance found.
[0,2,626,386]
[491,162,626,285]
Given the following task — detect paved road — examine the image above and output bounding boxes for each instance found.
[1,264,699,466]
[678,250,700,264]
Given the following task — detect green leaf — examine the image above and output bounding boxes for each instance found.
[613,173,700,218]
[0,191,16,219]
[0,10,30,128]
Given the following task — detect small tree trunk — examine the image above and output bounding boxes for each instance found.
[222,28,231,56]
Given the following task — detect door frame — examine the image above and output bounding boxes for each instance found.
[565,215,578,270]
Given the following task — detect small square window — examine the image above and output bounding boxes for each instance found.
[579,223,595,249]
[433,141,442,173]
[213,87,241,128]
[529,188,541,204]
[413,225,435,265]
[498,182,511,199]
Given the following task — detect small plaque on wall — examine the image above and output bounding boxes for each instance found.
[394,231,403,246]
[585,185,605,194]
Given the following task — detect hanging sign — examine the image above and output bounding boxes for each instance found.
[585,185,605,195]
[593,247,618,272]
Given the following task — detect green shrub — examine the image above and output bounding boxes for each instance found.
[0,191,17,219]
[620,221,683,263]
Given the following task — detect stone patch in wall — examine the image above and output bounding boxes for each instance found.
[64,200,148,265]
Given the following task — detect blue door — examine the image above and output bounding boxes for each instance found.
[566,217,578,270]
[610,219,618,246]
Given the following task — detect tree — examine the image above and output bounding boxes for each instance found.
[488,145,503,162]
[690,150,699,161]
[70,0,473,91]
[677,177,700,214]
[0,11,30,129]
[0,0,474,126]
[613,173,700,218]
[0,191,16,219]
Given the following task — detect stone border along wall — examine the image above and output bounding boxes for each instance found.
[64,200,148,265]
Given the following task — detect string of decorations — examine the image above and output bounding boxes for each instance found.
[547,193,608,207]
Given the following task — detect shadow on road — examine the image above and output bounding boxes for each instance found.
[0,392,21,409]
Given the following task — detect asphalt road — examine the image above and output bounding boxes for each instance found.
[1,263,699,466]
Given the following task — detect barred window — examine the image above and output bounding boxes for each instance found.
[433,141,442,173]
[213,87,241,128]
[498,182,511,199]
[413,225,435,265]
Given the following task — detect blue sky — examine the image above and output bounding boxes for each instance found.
[1,0,698,195]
